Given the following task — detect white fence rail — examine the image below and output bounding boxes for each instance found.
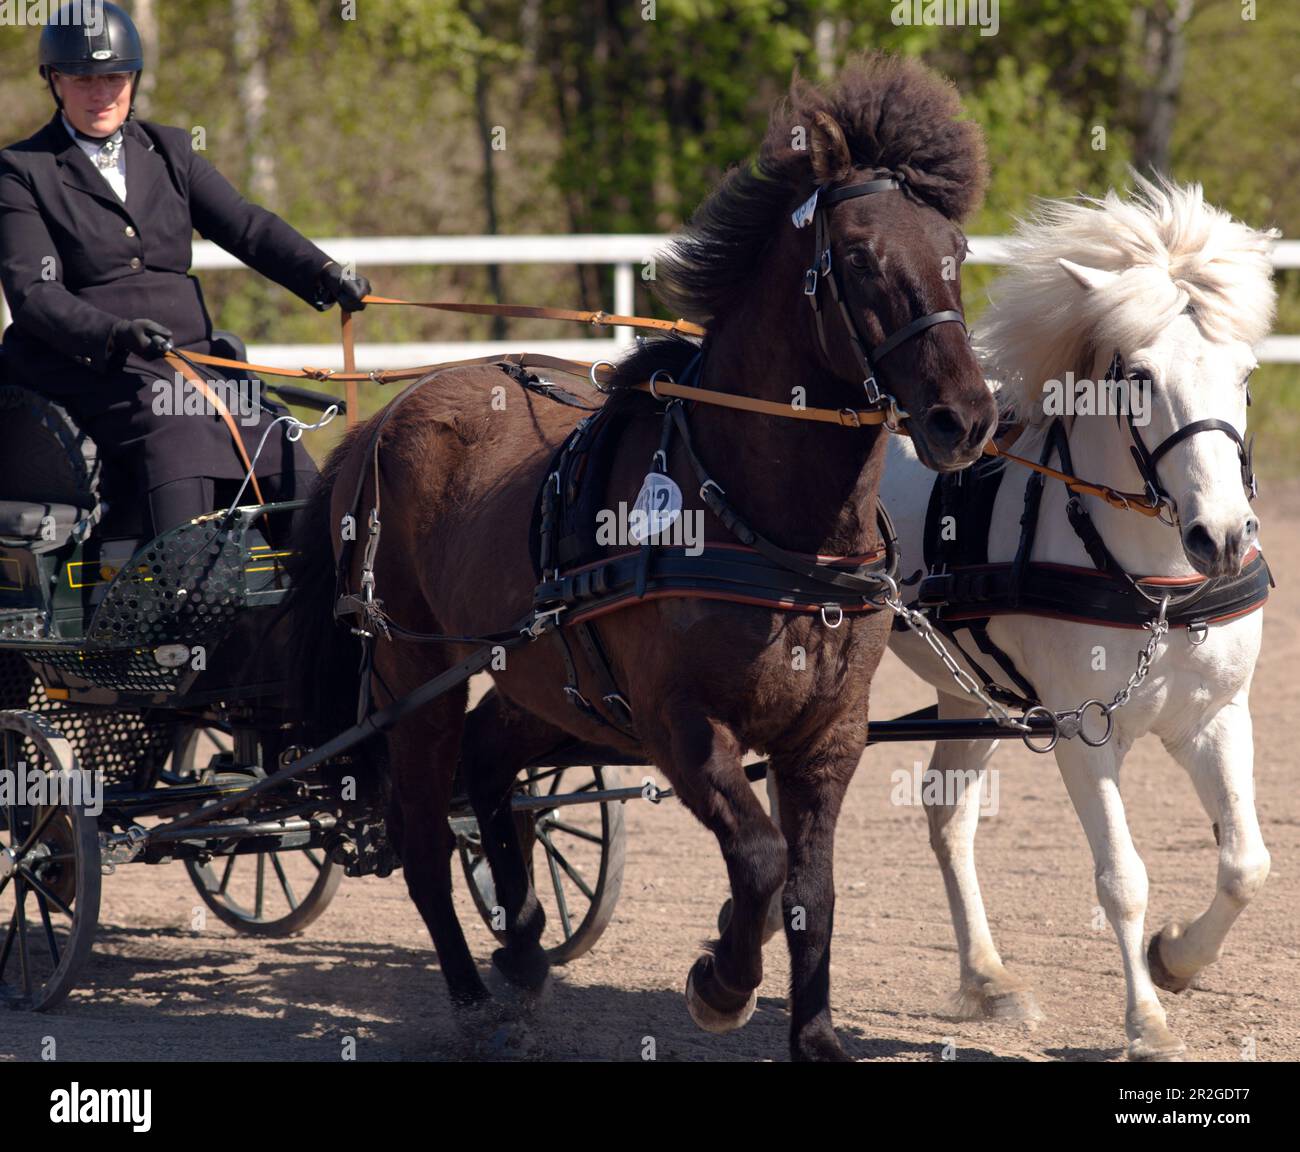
[3,235,1298,364]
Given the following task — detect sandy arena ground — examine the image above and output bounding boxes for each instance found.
[3,486,1297,1063]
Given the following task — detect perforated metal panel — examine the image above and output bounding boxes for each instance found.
[0,651,172,788]
[88,522,246,648]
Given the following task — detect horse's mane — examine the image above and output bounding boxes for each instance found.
[652,51,987,327]
[980,171,1280,423]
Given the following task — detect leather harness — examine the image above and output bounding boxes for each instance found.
[911,379,1272,710]
[529,352,901,736]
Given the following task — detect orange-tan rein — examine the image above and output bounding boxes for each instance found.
[160,294,1162,517]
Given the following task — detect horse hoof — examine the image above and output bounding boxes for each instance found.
[1148,928,1194,994]
[488,951,552,1010]
[952,980,1044,1025]
[792,1025,853,1062]
[685,956,757,1034]
[983,988,1045,1026]
[491,945,551,992]
[1128,1033,1186,1062]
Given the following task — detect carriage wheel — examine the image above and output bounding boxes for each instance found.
[458,764,626,965]
[172,725,343,937]
[0,710,101,1011]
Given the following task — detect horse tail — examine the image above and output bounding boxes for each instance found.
[285,435,363,744]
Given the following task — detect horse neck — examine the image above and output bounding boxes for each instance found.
[1037,411,1198,577]
[687,313,886,556]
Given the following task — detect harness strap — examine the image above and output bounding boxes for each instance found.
[360,294,706,338]
[666,401,897,596]
[164,352,267,509]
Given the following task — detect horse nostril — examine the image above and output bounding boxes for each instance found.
[1244,516,1259,544]
[1182,522,1219,565]
[925,404,967,446]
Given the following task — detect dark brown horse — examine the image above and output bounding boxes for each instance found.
[289,52,995,1061]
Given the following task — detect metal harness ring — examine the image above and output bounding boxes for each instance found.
[1076,699,1114,747]
[648,369,674,403]
[590,359,617,394]
[1021,705,1060,754]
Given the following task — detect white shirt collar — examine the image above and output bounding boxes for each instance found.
[61,113,128,202]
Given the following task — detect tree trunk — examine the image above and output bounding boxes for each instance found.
[473,54,507,340]
[232,0,277,204]
[133,0,158,118]
[1134,0,1195,175]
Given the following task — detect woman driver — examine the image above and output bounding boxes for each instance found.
[0,2,370,538]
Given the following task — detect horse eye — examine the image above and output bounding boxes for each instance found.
[846,248,872,271]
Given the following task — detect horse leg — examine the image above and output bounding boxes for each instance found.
[1151,692,1270,993]
[1053,738,1184,1060]
[923,696,1043,1023]
[385,681,490,1008]
[770,737,859,1062]
[462,693,575,993]
[664,709,786,1035]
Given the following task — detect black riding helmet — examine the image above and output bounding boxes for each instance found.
[38,2,144,119]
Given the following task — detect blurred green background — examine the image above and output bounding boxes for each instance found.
[2,1,1296,466]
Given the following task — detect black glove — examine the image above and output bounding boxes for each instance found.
[108,318,173,360]
[316,261,371,312]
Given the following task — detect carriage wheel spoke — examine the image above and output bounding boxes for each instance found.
[538,830,594,902]
[255,853,266,919]
[217,854,236,895]
[19,867,73,918]
[543,819,603,845]
[16,878,32,998]
[301,848,323,871]
[35,890,60,967]
[17,805,60,860]
[545,768,565,797]
[539,831,573,939]
[269,853,298,910]
[0,904,18,979]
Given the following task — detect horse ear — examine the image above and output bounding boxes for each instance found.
[1058,258,1119,292]
[809,110,851,183]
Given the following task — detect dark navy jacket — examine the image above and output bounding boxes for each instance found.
[0,114,329,485]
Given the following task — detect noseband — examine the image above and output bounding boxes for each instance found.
[796,173,967,431]
[1106,351,1257,526]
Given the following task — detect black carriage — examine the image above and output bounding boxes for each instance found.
[0,360,635,1010]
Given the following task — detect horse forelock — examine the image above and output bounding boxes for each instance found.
[654,51,987,326]
[981,171,1279,422]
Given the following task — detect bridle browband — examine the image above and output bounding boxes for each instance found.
[1105,350,1258,527]
[798,172,967,431]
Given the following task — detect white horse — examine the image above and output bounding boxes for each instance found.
[880,173,1279,1060]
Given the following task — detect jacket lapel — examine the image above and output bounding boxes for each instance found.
[122,122,166,209]
[52,116,127,212]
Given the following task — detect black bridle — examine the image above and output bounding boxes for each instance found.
[1105,351,1257,526]
[798,172,967,431]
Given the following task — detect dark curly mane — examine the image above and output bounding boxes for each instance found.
[653,52,987,327]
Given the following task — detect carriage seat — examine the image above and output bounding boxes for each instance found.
[0,348,102,554]
[0,332,253,551]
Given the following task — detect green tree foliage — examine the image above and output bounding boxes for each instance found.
[0,1,1294,458]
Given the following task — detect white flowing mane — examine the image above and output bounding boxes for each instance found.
[976,171,1279,422]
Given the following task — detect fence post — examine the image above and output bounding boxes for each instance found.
[614,261,634,349]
